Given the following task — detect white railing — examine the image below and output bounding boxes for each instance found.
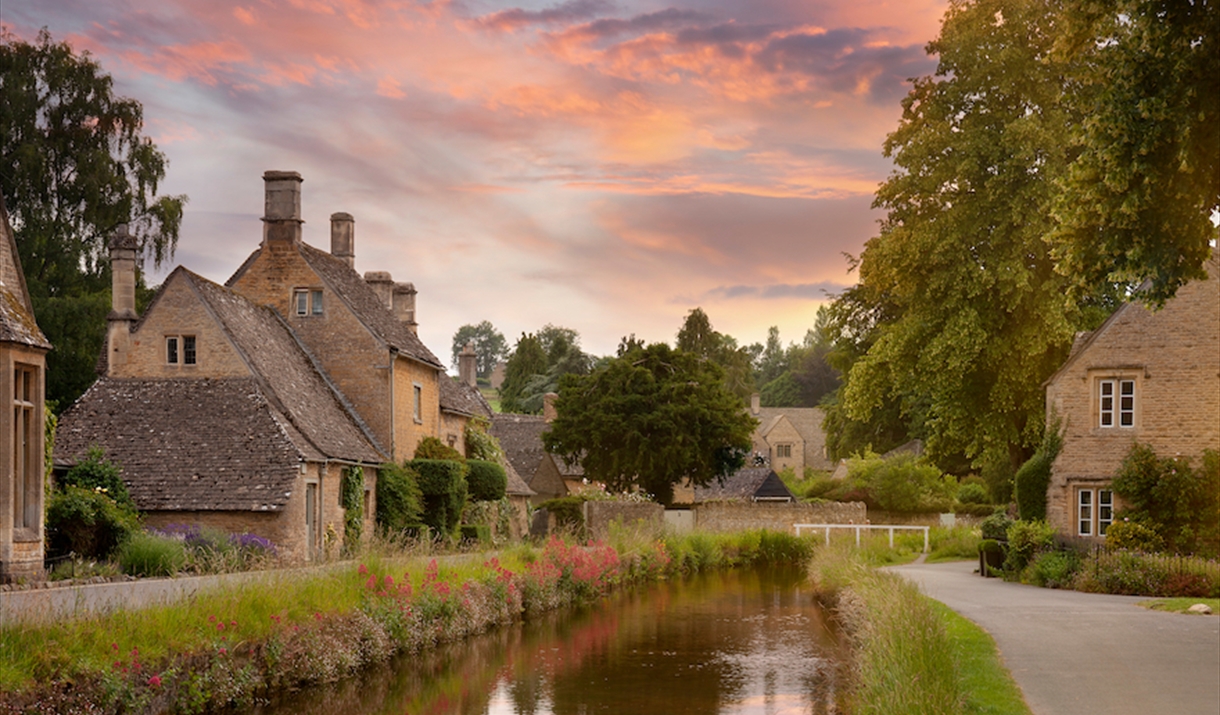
[794,523,930,553]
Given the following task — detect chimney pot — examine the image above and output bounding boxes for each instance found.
[458,341,478,387]
[393,282,417,335]
[364,271,394,308]
[330,212,355,267]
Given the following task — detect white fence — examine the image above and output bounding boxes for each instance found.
[794,523,930,553]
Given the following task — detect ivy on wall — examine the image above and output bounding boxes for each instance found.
[340,466,364,553]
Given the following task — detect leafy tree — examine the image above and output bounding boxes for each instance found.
[616,333,645,357]
[1,30,186,409]
[676,308,755,402]
[450,320,508,378]
[499,327,593,413]
[1048,0,1219,305]
[499,332,548,413]
[756,326,787,386]
[1112,444,1220,555]
[536,324,581,365]
[826,0,1118,474]
[542,343,757,506]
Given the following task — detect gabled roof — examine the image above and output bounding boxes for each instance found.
[0,195,49,350]
[440,376,492,419]
[490,414,550,480]
[694,468,795,502]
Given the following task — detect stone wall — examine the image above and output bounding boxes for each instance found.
[583,502,665,541]
[693,501,867,534]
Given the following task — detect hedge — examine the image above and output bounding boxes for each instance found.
[409,459,468,535]
[466,460,507,502]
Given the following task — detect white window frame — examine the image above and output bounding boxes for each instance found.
[294,288,324,316]
[1099,378,1135,428]
[166,335,197,366]
[12,363,41,532]
[1077,487,1114,537]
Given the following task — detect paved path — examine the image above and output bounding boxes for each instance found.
[890,560,1220,715]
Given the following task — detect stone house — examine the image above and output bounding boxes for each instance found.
[1044,250,1220,540]
[491,413,574,506]
[748,395,833,473]
[1,195,51,583]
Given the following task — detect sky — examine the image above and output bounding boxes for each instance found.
[4,0,948,367]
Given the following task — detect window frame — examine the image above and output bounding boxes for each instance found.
[294,288,324,317]
[1097,377,1136,429]
[1077,487,1114,537]
[775,443,792,459]
[166,335,197,366]
[413,383,423,424]
[12,363,41,534]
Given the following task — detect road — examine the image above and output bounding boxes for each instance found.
[891,560,1220,715]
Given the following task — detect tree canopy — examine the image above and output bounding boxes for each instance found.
[1,29,186,408]
[498,326,593,413]
[675,308,755,401]
[543,343,757,506]
[450,320,508,378]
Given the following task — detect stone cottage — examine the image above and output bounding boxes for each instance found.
[1,195,51,583]
[1044,250,1220,540]
[747,395,833,473]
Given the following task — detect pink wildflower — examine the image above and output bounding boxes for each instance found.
[148,675,162,688]
[358,563,369,575]
[218,647,227,655]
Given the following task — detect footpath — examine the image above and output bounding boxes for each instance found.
[891,560,1220,715]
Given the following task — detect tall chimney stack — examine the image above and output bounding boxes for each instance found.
[262,171,303,248]
[107,225,139,375]
[393,282,418,335]
[330,212,354,267]
[458,341,477,387]
[364,271,394,307]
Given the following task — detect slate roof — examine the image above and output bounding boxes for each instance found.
[0,195,50,350]
[750,406,831,470]
[694,468,796,503]
[56,268,385,511]
[440,377,492,419]
[490,413,584,479]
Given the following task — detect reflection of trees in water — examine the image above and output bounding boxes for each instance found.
[255,568,838,715]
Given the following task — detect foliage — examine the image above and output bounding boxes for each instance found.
[45,485,140,560]
[956,482,989,505]
[340,467,364,553]
[979,512,1014,541]
[1071,549,1220,598]
[1104,520,1163,553]
[413,436,464,462]
[375,463,424,534]
[1014,418,1063,521]
[450,320,508,378]
[409,459,468,536]
[463,419,503,462]
[756,315,841,408]
[538,496,585,531]
[150,524,277,573]
[1112,445,1220,555]
[845,451,953,513]
[543,343,757,506]
[1025,550,1081,589]
[465,460,507,502]
[58,445,133,508]
[498,327,593,414]
[498,332,548,413]
[0,29,186,409]
[675,308,755,401]
[117,531,186,577]
[1002,520,1056,574]
[1048,0,1218,304]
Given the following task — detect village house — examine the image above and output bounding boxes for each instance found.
[1043,249,1220,540]
[747,394,834,474]
[55,170,489,561]
[1,195,51,583]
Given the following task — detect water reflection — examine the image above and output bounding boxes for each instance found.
[259,567,840,715]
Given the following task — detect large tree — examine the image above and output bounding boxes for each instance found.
[676,308,755,401]
[828,0,1119,474]
[498,325,593,414]
[1,29,186,408]
[450,320,508,378]
[543,344,757,506]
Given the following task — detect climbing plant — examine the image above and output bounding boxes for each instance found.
[340,466,364,553]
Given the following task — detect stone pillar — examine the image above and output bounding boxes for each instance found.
[459,341,477,387]
[330,212,355,267]
[107,225,139,376]
[393,282,417,335]
[262,170,303,247]
[364,271,395,308]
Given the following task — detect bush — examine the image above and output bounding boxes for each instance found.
[1003,520,1055,574]
[846,451,951,512]
[956,482,989,505]
[539,496,585,532]
[151,524,278,573]
[118,531,186,577]
[46,485,140,560]
[375,462,424,533]
[58,446,133,508]
[414,436,465,461]
[1027,550,1080,588]
[1112,445,1219,556]
[340,466,364,553]
[1105,520,1164,552]
[1014,421,1063,521]
[466,460,507,502]
[464,420,504,462]
[459,524,491,544]
[979,512,1013,541]
[409,459,468,536]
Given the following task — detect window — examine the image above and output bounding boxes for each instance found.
[413,384,423,423]
[294,288,324,316]
[166,336,197,365]
[776,444,792,459]
[1077,488,1114,536]
[1099,378,1135,428]
[12,364,40,531]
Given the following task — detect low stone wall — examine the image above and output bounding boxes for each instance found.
[583,502,665,541]
[693,501,867,534]
[866,511,985,528]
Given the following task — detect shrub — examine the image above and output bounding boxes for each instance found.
[956,482,989,505]
[464,420,504,462]
[1014,420,1062,521]
[414,436,465,462]
[409,459,468,535]
[846,451,951,512]
[1003,520,1055,574]
[459,524,491,544]
[58,446,133,508]
[118,531,186,577]
[1112,444,1219,556]
[1026,550,1080,588]
[979,512,1013,541]
[466,460,507,502]
[46,485,140,560]
[375,462,424,534]
[539,496,585,532]
[1105,520,1164,552]
[340,466,364,553]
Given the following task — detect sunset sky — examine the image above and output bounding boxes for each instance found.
[5,0,948,365]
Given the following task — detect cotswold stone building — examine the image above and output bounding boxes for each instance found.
[56,171,489,561]
[1044,250,1220,540]
[1,195,51,583]
[747,395,833,474]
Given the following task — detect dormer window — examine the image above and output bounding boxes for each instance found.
[294,288,324,316]
[167,335,197,365]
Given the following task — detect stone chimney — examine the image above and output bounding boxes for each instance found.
[543,392,559,423]
[364,271,394,308]
[262,171,303,248]
[458,341,477,387]
[107,225,139,375]
[750,392,761,415]
[330,212,355,267]
[393,282,418,335]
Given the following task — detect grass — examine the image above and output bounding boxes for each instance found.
[1138,597,1220,614]
[935,600,1031,714]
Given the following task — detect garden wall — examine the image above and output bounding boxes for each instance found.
[583,502,665,541]
[694,501,866,534]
